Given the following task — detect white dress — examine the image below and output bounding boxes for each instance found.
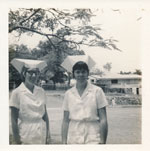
[10,83,47,144]
[63,82,108,144]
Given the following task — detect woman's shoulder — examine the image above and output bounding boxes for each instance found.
[11,83,23,94]
[64,86,75,95]
[90,83,103,92]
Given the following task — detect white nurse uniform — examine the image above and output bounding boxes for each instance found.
[63,82,108,144]
[10,82,47,144]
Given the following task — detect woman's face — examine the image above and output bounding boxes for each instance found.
[73,69,88,82]
[25,68,40,85]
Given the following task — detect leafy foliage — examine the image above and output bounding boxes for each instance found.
[133,69,142,75]
[120,69,142,75]
[9,8,121,51]
[9,44,36,88]
[9,8,121,88]
[103,62,112,72]
[34,38,85,84]
[90,67,105,76]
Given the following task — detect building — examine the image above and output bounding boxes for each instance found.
[89,73,142,95]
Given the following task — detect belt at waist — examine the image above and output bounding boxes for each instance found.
[70,119,99,122]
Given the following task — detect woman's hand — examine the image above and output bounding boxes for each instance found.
[61,111,70,144]
[10,107,22,144]
[43,105,51,144]
[97,107,108,144]
[46,130,51,144]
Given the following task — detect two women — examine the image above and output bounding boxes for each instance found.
[10,58,108,144]
[10,58,50,144]
[62,61,108,144]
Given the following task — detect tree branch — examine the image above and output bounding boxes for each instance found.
[46,9,71,29]
[46,35,57,50]
[19,9,41,25]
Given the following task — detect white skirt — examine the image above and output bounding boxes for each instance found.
[19,119,46,144]
[67,120,101,144]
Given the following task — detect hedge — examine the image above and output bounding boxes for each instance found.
[106,95,142,105]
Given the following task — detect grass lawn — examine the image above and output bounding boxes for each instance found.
[46,94,141,144]
[106,107,141,144]
[9,91,141,144]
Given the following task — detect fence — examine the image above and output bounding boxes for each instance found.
[42,83,70,91]
[9,82,142,97]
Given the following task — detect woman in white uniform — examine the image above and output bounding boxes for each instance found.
[10,58,50,144]
[62,61,108,144]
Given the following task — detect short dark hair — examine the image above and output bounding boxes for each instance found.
[72,61,89,77]
[20,66,28,82]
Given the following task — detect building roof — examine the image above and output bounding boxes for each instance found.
[89,73,142,80]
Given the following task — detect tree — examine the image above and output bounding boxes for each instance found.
[9,8,121,52]
[103,62,112,72]
[9,44,37,89]
[34,38,85,65]
[119,71,132,75]
[9,45,21,88]
[34,38,85,85]
[133,69,142,75]
[120,69,142,75]
[9,8,121,88]
[90,67,105,76]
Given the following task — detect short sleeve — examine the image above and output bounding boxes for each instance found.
[96,87,108,109]
[62,91,69,111]
[9,89,20,109]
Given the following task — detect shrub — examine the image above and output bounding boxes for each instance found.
[106,95,142,105]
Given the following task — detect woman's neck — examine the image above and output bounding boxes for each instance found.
[76,81,88,97]
[76,80,87,91]
[24,82,34,93]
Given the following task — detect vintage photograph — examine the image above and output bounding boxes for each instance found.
[8,6,142,145]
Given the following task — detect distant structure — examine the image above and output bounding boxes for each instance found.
[89,73,141,95]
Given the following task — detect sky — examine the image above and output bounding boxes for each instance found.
[83,8,142,73]
[9,7,144,73]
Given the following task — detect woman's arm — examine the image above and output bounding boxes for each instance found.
[43,105,51,144]
[61,111,70,144]
[97,107,108,144]
[10,107,22,144]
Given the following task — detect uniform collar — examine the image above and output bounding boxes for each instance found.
[19,82,39,94]
[71,81,92,98]
[19,82,28,92]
